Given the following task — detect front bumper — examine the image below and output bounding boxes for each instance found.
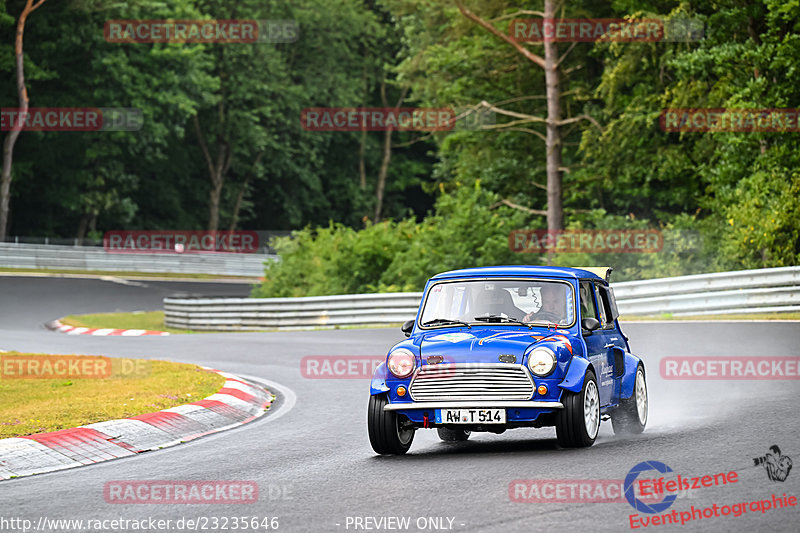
[383,401,563,411]
[384,400,563,425]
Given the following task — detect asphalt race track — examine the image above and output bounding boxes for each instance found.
[1,276,798,532]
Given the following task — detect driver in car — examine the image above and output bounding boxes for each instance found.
[473,287,526,319]
[523,283,566,325]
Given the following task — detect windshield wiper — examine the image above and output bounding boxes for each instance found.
[524,320,560,328]
[421,318,471,328]
[473,314,532,329]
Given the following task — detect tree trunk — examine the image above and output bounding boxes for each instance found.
[373,79,409,223]
[0,135,16,239]
[194,110,230,233]
[358,59,368,190]
[358,128,367,190]
[543,0,563,232]
[0,0,47,239]
[228,152,262,232]
[456,0,572,235]
[228,180,247,233]
[76,213,90,242]
[208,181,223,232]
[373,126,393,222]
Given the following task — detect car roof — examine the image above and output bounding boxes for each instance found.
[429,265,604,281]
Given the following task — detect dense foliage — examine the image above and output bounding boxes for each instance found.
[1,0,797,295]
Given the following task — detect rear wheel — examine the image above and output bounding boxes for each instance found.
[368,393,415,455]
[437,427,471,442]
[612,365,647,435]
[555,369,600,448]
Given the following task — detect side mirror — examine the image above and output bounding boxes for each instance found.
[581,317,601,335]
[401,320,415,337]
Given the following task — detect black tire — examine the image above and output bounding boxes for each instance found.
[368,393,415,455]
[612,365,648,435]
[555,369,600,448]
[437,427,471,442]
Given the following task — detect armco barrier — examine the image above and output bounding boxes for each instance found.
[613,266,800,316]
[0,243,274,277]
[164,293,423,330]
[163,267,800,330]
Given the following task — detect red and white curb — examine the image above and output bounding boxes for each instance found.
[46,319,169,337]
[0,368,273,480]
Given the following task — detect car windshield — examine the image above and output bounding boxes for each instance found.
[420,279,575,327]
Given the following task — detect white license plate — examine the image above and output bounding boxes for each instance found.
[436,408,506,424]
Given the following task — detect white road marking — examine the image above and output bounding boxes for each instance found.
[99,276,149,288]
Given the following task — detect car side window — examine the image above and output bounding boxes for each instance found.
[594,284,612,328]
[597,284,619,325]
[579,281,597,320]
[606,286,620,321]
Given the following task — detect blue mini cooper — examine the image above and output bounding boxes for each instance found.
[368,266,648,454]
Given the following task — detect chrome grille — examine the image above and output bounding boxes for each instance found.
[409,363,534,401]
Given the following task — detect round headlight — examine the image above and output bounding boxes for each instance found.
[527,347,556,376]
[388,348,416,378]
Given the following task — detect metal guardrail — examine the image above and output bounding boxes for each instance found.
[2,232,292,254]
[164,293,423,330]
[611,266,800,299]
[0,243,273,277]
[163,267,800,330]
[613,267,800,316]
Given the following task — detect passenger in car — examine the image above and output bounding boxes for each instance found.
[524,283,567,324]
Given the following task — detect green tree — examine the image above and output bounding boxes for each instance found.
[578,0,800,269]
[0,0,47,238]
[2,0,216,237]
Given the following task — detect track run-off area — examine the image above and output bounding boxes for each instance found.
[0,275,798,532]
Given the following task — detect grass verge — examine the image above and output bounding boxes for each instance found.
[61,311,403,333]
[0,352,226,438]
[61,311,196,334]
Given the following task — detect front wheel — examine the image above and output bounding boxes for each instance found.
[368,393,415,455]
[612,365,647,435]
[555,369,600,448]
